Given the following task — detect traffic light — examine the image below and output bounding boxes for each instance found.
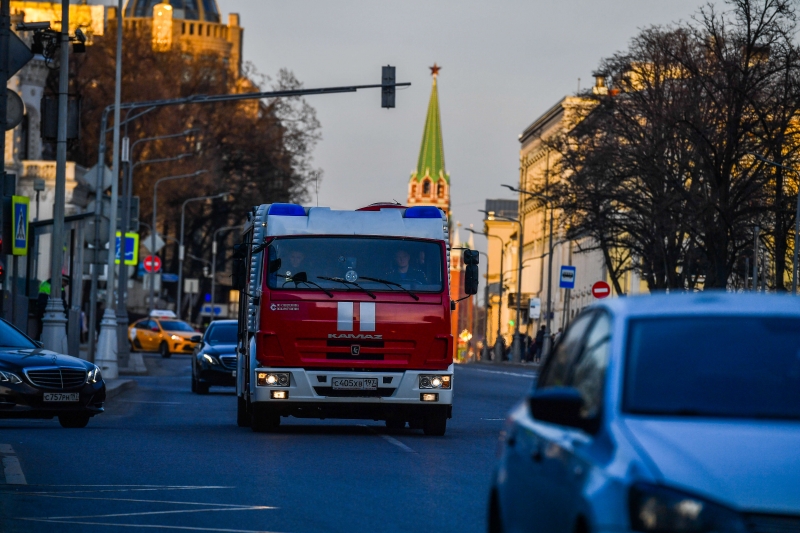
[381,66,395,108]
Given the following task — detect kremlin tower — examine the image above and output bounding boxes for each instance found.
[408,65,474,359]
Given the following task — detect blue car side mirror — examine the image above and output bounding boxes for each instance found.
[529,387,599,433]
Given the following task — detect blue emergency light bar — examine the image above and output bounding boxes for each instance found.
[404,206,444,219]
[268,203,306,216]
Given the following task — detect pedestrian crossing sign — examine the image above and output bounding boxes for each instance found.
[11,195,29,256]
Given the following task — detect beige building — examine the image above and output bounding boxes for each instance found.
[482,200,518,347]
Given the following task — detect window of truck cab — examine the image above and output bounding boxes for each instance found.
[264,236,445,293]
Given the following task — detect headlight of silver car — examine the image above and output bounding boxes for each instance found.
[0,370,22,384]
[629,483,747,533]
[87,365,102,384]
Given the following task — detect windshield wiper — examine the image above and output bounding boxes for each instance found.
[317,276,376,299]
[284,272,334,298]
[359,276,419,300]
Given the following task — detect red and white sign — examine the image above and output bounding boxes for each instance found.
[592,281,611,299]
[143,255,162,273]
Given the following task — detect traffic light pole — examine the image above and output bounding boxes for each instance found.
[0,0,9,293]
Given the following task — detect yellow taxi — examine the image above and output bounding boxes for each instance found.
[128,311,201,358]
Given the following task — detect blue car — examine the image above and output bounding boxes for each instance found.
[490,293,800,533]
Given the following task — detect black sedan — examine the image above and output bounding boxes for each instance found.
[192,320,237,394]
[0,318,105,428]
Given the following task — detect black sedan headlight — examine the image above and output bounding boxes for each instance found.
[87,365,102,384]
[629,483,747,533]
[0,370,22,384]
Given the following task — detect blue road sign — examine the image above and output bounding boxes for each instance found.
[11,196,29,255]
[115,232,140,266]
[560,265,576,289]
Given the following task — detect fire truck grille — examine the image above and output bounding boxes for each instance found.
[313,387,395,398]
[326,353,384,361]
[25,368,87,390]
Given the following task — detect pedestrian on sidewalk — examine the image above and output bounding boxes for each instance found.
[533,325,546,363]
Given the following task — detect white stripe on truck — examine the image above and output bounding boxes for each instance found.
[337,302,353,331]
[360,302,375,331]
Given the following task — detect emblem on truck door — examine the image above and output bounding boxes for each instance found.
[350,345,361,356]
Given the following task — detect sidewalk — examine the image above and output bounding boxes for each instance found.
[79,344,148,376]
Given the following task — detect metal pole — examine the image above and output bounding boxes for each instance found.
[794,191,800,295]
[495,246,504,363]
[753,225,760,293]
[544,206,555,357]
[116,134,131,367]
[0,1,9,238]
[40,0,70,352]
[96,0,123,379]
[88,107,110,363]
[512,220,523,363]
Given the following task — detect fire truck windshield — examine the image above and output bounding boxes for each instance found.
[266,236,444,293]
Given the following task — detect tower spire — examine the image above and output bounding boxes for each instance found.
[407,64,450,212]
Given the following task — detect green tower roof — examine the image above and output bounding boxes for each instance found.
[412,66,449,184]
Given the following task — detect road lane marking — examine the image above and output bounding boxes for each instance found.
[12,494,263,507]
[359,425,415,452]
[462,368,538,378]
[37,505,276,520]
[120,400,184,404]
[17,519,282,533]
[0,444,27,485]
[13,485,231,495]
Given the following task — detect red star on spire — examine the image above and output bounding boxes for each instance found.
[430,63,441,77]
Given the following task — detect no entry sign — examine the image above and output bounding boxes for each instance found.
[592,281,611,299]
[144,255,162,273]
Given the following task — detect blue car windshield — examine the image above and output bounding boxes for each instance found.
[205,324,237,344]
[624,316,800,420]
[266,237,444,293]
[0,319,36,348]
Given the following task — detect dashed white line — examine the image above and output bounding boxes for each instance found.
[38,505,275,520]
[379,434,415,453]
[17,519,282,533]
[0,444,27,485]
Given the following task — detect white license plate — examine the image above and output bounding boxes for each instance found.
[332,378,378,391]
[43,393,79,402]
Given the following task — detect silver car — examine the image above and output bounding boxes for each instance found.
[490,292,800,533]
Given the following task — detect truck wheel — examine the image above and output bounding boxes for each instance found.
[159,342,171,358]
[237,396,251,427]
[251,406,280,433]
[385,419,405,430]
[423,413,447,436]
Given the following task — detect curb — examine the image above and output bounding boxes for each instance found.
[105,379,137,401]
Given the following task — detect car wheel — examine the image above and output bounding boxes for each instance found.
[385,419,406,430]
[237,396,251,427]
[159,341,171,358]
[251,405,280,433]
[423,413,447,436]
[58,413,91,428]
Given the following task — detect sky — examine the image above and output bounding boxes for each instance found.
[221,0,705,253]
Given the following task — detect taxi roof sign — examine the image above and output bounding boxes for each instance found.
[149,310,177,318]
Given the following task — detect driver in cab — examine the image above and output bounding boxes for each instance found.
[386,248,427,285]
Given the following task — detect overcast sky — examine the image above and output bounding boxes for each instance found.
[223,0,705,249]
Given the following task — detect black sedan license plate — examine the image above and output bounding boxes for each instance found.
[332,378,378,391]
[43,393,79,402]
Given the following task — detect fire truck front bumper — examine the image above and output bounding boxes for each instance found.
[250,365,454,409]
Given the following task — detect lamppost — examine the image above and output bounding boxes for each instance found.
[504,184,555,358]
[467,226,506,364]
[211,225,243,322]
[117,133,195,363]
[749,153,800,294]
[149,170,208,312]
[177,193,230,320]
[480,209,524,363]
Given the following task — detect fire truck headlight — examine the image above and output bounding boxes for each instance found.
[257,372,290,387]
[419,375,451,389]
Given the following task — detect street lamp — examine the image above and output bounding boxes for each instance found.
[177,192,231,320]
[211,225,243,323]
[117,131,196,362]
[149,170,209,312]
[503,184,556,358]
[749,153,800,294]
[480,208,524,363]
[467,225,507,364]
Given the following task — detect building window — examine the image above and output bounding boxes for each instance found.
[422,179,431,196]
[189,23,194,35]
[411,183,417,196]
[182,22,186,34]
[437,181,445,198]
[198,24,203,35]
[207,25,211,36]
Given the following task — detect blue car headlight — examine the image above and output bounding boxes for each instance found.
[87,365,103,384]
[0,370,22,384]
[203,353,219,365]
[629,483,747,533]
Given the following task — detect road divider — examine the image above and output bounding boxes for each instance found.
[0,444,27,485]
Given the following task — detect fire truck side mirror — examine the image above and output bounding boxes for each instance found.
[463,249,479,265]
[232,257,246,290]
[464,264,479,295]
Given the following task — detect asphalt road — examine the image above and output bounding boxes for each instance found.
[0,355,537,533]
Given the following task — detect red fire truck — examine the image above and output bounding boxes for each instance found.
[231,203,478,436]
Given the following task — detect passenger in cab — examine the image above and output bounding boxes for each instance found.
[386,248,428,285]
